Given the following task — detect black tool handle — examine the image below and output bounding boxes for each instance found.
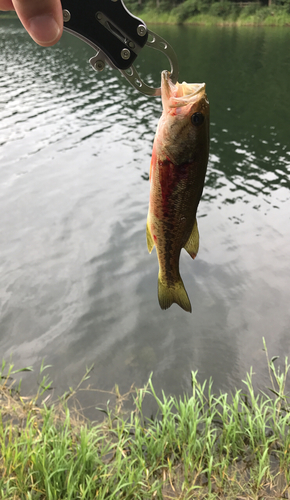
[60,0,148,70]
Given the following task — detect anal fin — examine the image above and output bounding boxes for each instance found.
[184,219,199,259]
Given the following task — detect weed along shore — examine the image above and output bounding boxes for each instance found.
[0,340,290,499]
[124,1,290,27]
[138,9,290,27]
[1,3,290,26]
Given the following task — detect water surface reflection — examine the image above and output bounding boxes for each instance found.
[0,20,290,413]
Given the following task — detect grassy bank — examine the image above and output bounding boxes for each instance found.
[141,9,290,26]
[1,4,290,26]
[129,4,290,26]
[1,340,290,499]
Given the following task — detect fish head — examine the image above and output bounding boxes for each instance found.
[156,70,210,165]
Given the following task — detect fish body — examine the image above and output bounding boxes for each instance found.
[147,71,210,312]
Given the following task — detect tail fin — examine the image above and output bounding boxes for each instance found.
[158,275,192,313]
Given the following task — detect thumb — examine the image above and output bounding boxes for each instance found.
[12,0,63,46]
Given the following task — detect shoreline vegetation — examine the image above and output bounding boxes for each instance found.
[126,0,290,26]
[1,339,290,499]
[1,2,290,26]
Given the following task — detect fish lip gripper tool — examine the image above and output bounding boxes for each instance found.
[61,0,179,96]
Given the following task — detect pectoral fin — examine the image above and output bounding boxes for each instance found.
[146,219,154,253]
[184,219,199,259]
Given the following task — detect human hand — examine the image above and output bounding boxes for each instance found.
[0,0,63,46]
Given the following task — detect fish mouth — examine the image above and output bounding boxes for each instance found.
[161,70,206,110]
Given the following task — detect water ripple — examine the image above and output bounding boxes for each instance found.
[1,21,290,404]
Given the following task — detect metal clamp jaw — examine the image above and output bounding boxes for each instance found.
[61,0,179,96]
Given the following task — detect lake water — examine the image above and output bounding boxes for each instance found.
[0,19,290,414]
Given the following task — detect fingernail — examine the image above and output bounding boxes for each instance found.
[28,14,61,45]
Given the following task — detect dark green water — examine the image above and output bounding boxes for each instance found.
[0,19,289,413]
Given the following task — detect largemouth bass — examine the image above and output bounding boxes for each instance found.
[146,70,210,312]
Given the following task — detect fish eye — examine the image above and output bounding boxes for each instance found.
[191,112,204,126]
